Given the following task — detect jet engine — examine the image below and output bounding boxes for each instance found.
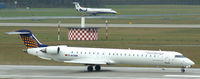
[40,46,60,55]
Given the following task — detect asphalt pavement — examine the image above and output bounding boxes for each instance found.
[0,65,199,79]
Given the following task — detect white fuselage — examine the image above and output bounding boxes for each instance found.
[27,45,194,67]
[73,2,117,15]
[78,7,117,14]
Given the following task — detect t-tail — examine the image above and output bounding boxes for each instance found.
[73,2,82,11]
[5,30,48,48]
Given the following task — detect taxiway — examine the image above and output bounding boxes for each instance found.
[1,14,200,20]
[1,23,200,28]
[0,65,199,79]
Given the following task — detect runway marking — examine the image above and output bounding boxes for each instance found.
[165,75,200,78]
[1,14,200,20]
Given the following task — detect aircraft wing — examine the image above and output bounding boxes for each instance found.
[64,58,114,65]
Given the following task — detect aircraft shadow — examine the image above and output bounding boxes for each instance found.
[77,69,113,73]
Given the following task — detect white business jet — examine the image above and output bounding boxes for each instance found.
[73,2,117,15]
[6,30,194,72]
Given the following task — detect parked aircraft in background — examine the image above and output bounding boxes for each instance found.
[73,2,117,15]
[6,30,194,72]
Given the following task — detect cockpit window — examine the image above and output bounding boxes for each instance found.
[175,55,185,58]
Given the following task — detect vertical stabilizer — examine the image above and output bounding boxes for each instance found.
[6,30,48,48]
[73,2,82,11]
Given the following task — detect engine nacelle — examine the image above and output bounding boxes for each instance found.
[40,46,60,55]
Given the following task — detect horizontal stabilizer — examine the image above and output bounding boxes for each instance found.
[5,32,30,35]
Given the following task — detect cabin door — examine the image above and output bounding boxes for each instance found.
[164,55,171,65]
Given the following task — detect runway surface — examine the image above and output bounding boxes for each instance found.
[0,65,200,79]
[1,23,200,28]
[1,14,200,20]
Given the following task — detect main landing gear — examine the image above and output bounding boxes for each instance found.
[87,65,101,72]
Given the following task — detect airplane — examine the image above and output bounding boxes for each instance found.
[73,2,117,15]
[6,30,195,72]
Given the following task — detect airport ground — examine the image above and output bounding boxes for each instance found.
[1,5,200,24]
[1,65,200,79]
[1,4,200,79]
[0,26,200,68]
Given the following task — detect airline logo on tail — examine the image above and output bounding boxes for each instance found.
[20,35,38,48]
[5,30,48,48]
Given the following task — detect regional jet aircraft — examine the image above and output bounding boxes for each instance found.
[73,2,117,15]
[6,30,194,72]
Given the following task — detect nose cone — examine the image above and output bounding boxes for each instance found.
[110,10,117,14]
[189,59,195,65]
[113,11,117,14]
[186,58,195,66]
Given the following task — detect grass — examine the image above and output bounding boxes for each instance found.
[109,5,200,15]
[1,15,200,24]
[0,8,75,17]
[0,26,200,67]
[1,5,200,24]
[1,5,200,17]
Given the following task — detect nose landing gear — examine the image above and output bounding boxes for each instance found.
[181,67,185,73]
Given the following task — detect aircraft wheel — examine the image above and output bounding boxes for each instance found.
[181,67,185,73]
[95,65,101,71]
[87,65,93,72]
